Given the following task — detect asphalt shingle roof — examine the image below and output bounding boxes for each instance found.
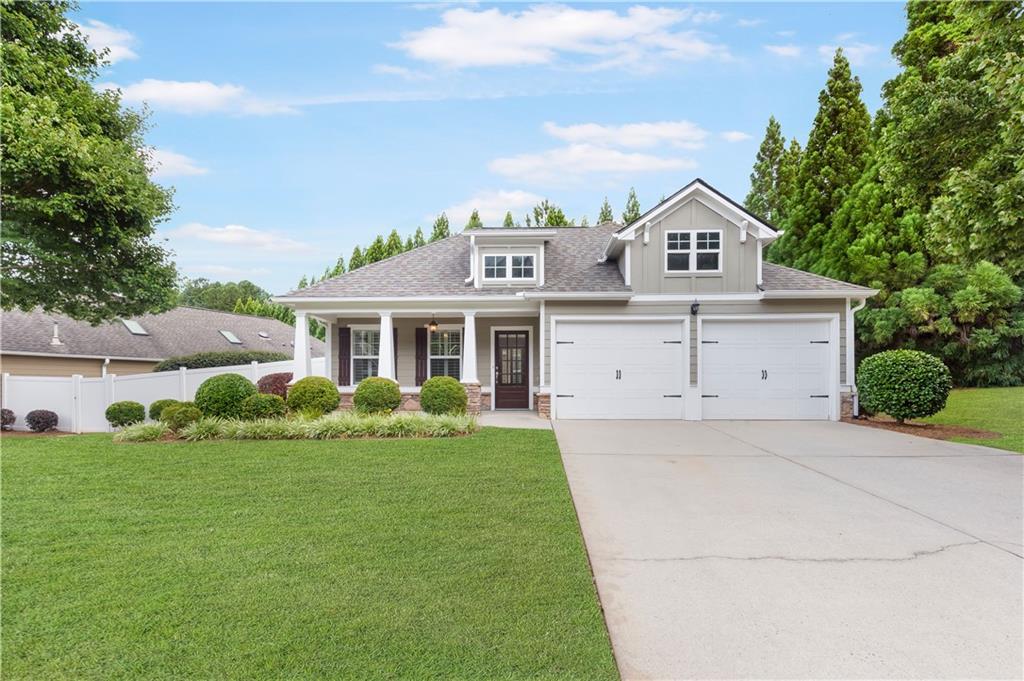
[761,263,875,292]
[1,307,325,360]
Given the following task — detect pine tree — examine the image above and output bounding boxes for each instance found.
[465,209,483,230]
[330,255,346,277]
[531,199,570,227]
[745,116,786,222]
[349,245,365,271]
[579,215,589,227]
[776,138,803,223]
[771,49,871,270]
[384,229,404,257]
[502,211,515,228]
[404,236,414,251]
[297,275,309,289]
[364,235,387,263]
[430,213,450,241]
[598,197,614,223]
[621,188,641,224]
[412,227,426,248]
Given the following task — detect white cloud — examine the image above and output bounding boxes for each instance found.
[372,64,433,81]
[168,223,313,253]
[489,144,695,185]
[736,18,765,28]
[542,120,708,149]
[818,41,880,66]
[764,44,802,58]
[392,5,729,70]
[75,19,138,64]
[150,149,209,178]
[188,264,272,278]
[720,131,752,143]
[441,189,543,226]
[101,79,296,115]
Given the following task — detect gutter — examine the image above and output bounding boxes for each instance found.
[518,291,633,300]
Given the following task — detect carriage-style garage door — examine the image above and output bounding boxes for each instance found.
[554,320,686,420]
[700,318,834,420]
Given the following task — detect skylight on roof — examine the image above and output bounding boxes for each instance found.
[121,319,149,336]
[220,330,243,344]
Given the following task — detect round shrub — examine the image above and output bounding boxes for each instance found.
[420,376,467,414]
[105,401,145,427]
[153,350,289,372]
[149,399,179,421]
[858,350,953,423]
[287,376,341,417]
[352,377,401,414]
[194,374,257,418]
[257,372,292,398]
[1,408,14,430]
[161,402,202,431]
[240,393,287,420]
[26,409,58,432]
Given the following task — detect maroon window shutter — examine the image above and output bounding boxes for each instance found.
[415,327,428,386]
[338,327,351,386]
[393,327,399,379]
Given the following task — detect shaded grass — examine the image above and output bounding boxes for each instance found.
[1,428,616,679]
[920,387,1024,453]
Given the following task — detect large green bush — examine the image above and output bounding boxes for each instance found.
[352,377,401,414]
[105,400,145,427]
[240,393,287,420]
[148,399,179,421]
[160,402,203,431]
[858,350,953,422]
[153,351,289,372]
[286,376,341,417]
[419,376,467,414]
[194,374,258,418]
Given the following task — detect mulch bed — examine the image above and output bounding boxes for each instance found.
[843,416,1000,442]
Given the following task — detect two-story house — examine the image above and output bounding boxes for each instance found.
[275,179,877,420]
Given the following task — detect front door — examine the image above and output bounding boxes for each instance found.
[494,330,529,409]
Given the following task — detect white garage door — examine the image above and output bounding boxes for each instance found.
[554,321,685,420]
[701,319,834,420]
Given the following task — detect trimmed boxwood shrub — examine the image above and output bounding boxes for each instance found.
[149,399,179,421]
[1,408,14,430]
[240,393,287,420]
[26,409,58,432]
[160,402,202,431]
[153,351,289,372]
[858,350,953,423]
[105,400,146,427]
[352,377,401,414]
[194,374,258,419]
[287,376,341,417]
[420,376,467,414]
[257,372,292,398]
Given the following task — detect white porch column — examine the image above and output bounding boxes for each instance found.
[461,311,478,384]
[292,311,311,381]
[377,312,395,381]
[323,320,335,381]
[538,301,546,388]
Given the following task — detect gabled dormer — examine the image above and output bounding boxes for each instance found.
[603,179,780,294]
[464,228,556,289]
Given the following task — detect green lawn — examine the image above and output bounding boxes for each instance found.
[1,429,617,680]
[920,387,1024,453]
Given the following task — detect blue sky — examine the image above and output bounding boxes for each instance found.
[75,2,907,295]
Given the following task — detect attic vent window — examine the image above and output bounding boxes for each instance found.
[258,331,270,339]
[220,330,243,344]
[121,319,149,336]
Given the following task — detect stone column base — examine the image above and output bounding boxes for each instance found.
[464,383,482,415]
[840,391,855,419]
[534,392,551,419]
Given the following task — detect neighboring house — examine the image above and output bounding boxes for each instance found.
[1,306,325,377]
[276,179,877,420]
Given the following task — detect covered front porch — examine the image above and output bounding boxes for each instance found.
[289,303,547,415]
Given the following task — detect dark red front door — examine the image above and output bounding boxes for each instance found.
[494,331,529,409]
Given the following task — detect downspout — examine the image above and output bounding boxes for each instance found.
[101,358,110,377]
[849,298,868,417]
[464,234,477,285]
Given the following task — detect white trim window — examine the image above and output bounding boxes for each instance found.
[351,328,380,383]
[665,230,722,273]
[429,327,462,379]
[483,254,535,280]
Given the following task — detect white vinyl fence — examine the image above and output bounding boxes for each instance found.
[2,358,325,433]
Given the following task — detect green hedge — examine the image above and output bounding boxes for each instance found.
[105,401,145,427]
[420,376,467,414]
[160,402,202,431]
[240,393,287,420]
[858,350,952,422]
[148,399,179,421]
[194,374,258,419]
[286,376,340,417]
[353,377,401,414]
[152,351,289,372]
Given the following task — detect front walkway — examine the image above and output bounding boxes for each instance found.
[477,410,551,430]
[554,420,1023,680]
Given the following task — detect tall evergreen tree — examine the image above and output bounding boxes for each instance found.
[532,199,570,227]
[330,255,346,277]
[776,138,803,223]
[384,229,404,257]
[745,116,786,221]
[598,197,614,223]
[621,188,641,224]
[404,236,414,251]
[349,245,365,271]
[502,211,515,228]
[770,49,871,270]
[364,235,387,263]
[579,215,590,227]
[412,227,426,248]
[465,209,483,230]
[430,213,450,241]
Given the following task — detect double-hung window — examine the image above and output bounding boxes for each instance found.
[483,254,535,281]
[665,230,722,272]
[429,328,461,379]
[351,329,380,383]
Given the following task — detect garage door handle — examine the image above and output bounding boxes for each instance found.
[701,340,718,344]
[702,394,719,398]
[556,340,574,345]
[556,394,574,398]
[663,394,682,398]
[810,340,829,344]
[809,394,829,398]
[663,340,682,344]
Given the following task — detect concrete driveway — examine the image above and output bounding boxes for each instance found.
[554,420,1023,680]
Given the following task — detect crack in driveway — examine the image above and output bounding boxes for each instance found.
[595,540,984,564]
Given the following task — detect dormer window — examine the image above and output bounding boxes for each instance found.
[484,254,535,280]
[665,230,722,273]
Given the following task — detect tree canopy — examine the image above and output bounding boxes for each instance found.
[177,278,270,312]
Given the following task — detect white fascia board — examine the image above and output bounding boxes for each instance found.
[1,350,166,362]
[762,289,879,300]
[272,295,527,305]
[618,182,777,241]
[630,293,764,302]
[472,229,557,238]
[519,291,633,300]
